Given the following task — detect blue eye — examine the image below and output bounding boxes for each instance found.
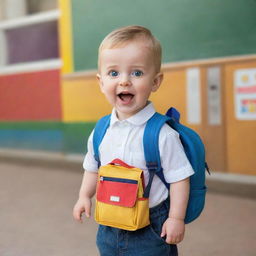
[109,70,119,77]
[131,70,143,77]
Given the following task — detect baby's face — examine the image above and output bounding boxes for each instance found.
[97,40,163,120]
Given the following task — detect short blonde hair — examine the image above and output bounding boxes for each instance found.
[98,25,162,72]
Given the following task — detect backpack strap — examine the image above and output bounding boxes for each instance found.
[93,114,111,167]
[143,112,171,197]
[166,107,180,123]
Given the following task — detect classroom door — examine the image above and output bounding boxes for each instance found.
[201,66,227,173]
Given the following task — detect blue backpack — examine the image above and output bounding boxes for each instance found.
[93,107,209,224]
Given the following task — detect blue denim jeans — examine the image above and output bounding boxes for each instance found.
[96,198,178,256]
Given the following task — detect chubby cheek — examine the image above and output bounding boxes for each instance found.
[136,85,152,99]
[102,86,117,102]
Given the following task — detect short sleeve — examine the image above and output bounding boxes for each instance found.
[159,124,194,183]
[82,130,99,172]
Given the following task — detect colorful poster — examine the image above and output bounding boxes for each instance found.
[234,68,256,120]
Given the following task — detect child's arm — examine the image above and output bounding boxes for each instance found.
[161,177,190,244]
[73,171,98,223]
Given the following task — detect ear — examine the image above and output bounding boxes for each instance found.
[96,73,104,93]
[151,72,163,92]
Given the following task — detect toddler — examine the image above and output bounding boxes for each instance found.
[73,25,194,256]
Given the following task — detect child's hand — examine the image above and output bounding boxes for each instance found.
[73,197,92,223]
[161,217,185,244]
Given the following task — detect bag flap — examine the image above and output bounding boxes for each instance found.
[97,176,139,207]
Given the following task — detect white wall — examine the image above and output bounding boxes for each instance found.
[0,1,5,20]
[27,0,57,14]
[5,0,27,19]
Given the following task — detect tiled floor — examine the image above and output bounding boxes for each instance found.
[1,162,255,256]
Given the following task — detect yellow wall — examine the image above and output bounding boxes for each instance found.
[61,56,256,175]
[62,74,111,122]
[151,70,187,119]
[224,60,256,175]
[61,70,189,123]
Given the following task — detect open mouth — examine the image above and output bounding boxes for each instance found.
[117,92,134,103]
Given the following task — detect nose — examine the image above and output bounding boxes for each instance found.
[119,74,131,87]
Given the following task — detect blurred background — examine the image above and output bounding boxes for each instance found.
[0,0,255,255]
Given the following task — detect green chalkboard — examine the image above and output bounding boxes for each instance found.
[72,0,256,71]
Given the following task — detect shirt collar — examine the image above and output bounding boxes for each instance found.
[110,102,156,126]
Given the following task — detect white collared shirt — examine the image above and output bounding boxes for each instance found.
[83,102,194,207]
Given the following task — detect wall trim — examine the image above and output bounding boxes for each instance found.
[0,59,62,75]
[0,9,60,29]
[162,54,256,70]
[63,54,256,80]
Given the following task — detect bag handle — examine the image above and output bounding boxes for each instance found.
[109,159,134,169]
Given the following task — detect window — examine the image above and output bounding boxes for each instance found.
[0,0,60,73]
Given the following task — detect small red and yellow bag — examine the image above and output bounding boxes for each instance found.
[95,159,150,231]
